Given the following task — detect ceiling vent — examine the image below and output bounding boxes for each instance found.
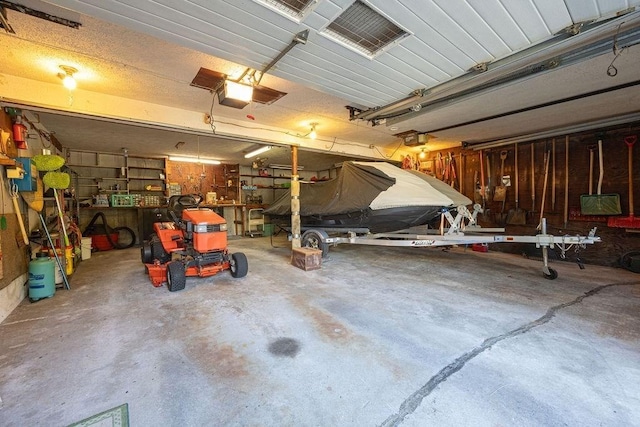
[258,0,317,20]
[190,67,287,107]
[324,0,408,57]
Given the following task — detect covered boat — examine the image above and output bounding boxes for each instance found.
[264,161,471,233]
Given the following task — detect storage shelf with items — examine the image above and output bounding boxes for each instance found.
[127,155,167,206]
[239,167,296,205]
[65,148,129,206]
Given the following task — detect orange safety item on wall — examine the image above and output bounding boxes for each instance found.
[12,121,28,149]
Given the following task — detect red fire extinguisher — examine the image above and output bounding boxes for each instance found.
[12,117,28,149]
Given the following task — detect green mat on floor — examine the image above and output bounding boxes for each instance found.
[67,403,129,427]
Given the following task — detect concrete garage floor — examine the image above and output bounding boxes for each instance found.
[1,235,639,426]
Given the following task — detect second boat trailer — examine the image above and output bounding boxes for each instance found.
[300,205,601,280]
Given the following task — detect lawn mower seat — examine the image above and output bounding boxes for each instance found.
[168,194,202,224]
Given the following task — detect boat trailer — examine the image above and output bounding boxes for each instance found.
[300,205,601,280]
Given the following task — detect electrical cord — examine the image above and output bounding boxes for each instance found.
[607,22,628,77]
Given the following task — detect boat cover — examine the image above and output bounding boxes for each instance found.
[265,161,471,216]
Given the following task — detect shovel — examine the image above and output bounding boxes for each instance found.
[507,143,527,225]
[580,138,622,215]
[473,170,482,204]
[493,151,507,202]
[537,151,551,229]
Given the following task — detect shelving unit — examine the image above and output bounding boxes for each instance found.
[222,164,240,202]
[127,156,167,206]
[66,150,129,203]
[240,170,291,205]
[65,149,168,207]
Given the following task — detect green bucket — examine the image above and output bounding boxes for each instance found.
[263,223,275,236]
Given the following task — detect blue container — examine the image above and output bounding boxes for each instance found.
[29,255,55,301]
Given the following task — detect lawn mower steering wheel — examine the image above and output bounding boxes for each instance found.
[176,194,202,208]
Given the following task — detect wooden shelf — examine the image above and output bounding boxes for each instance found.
[128,177,165,180]
[0,157,17,166]
[128,166,164,171]
[67,163,126,169]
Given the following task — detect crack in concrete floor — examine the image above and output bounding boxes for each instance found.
[380,281,640,427]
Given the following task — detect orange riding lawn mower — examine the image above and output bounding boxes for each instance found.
[140,194,248,291]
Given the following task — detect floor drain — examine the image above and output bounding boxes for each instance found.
[268,337,300,358]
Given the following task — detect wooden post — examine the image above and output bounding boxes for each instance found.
[291,146,301,249]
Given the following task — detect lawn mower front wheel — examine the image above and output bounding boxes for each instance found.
[167,261,186,292]
[230,252,248,278]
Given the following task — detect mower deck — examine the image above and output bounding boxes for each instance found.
[145,260,232,287]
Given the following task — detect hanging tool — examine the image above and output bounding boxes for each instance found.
[479,150,488,219]
[473,170,481,204]
[448,152,457,188]
[580,138,621,215]
[0,169,7,230]
[587,144,597,197]
[22,178,71,290]
[551,138,556,211]
[485,152,492,202]
[436,152,444,179]
[459,152,464,194]
[9,181,29,246]
[494,151,508,224]
[507,143,526,225]
[530,143,536,219]
[38,213,70,290]
[494,151,507,202]
[608,135,640,228]
[564,136,570,227]
[538,151,551,229]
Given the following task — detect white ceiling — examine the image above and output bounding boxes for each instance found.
[0,0,639,168]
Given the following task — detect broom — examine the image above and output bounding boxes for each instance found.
[34,153,71,247]
[43,171,71,247]
[21,175,70,290]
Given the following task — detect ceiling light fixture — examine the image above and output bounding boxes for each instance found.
[309,123,318,139]
[217,80,254,109]
[58,65,78,90]
[419,148,426,159]
[168,155,221,165]
[244,145,272,158]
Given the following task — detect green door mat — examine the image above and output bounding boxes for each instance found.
[67,403,129,427]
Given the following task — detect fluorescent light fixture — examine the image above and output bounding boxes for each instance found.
[269,164,304,170]
[217,80,254,109]
[244,145,272,158]
[168,155,221,165]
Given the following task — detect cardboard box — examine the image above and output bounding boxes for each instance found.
[292,247,322,271]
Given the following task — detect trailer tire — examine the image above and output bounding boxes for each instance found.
[302,230,329,258]
[167,261,186,292]
[543,268,558,280]
[230,252,248,278]
[620,251,640,273]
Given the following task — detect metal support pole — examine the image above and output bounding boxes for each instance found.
[541,218,551,275]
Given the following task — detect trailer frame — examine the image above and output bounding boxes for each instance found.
[300,205,601,280]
